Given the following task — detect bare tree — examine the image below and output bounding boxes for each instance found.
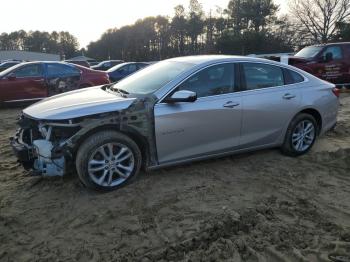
[289,0,350,43]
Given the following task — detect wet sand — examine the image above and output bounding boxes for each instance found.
[0,95,349,261]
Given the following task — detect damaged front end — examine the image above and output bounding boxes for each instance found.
[10,116,81,176]
[10,96,158,177]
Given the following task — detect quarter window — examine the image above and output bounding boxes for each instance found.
[284,69,304,85]
[242,63,284,90]
[177,63,235,98]
[14,64,43,78]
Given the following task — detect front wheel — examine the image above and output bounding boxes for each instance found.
[75,131,142,191]
[281,113,318,157]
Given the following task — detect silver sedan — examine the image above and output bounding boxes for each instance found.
[12,56,339,191]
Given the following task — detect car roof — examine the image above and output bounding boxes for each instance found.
[167,55,285,66]
[14,61,74,65]
[310,42,350,47]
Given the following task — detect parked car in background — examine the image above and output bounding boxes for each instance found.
[0,61,110,105]
[91,60,124,71]
[107,62,150,82]
[89,61,100,66]
[271,42,350,88]
[0,61,22,72]
[11,56,339,191]
[64,60,90,68]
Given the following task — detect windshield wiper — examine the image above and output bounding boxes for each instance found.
[111,86,129,95]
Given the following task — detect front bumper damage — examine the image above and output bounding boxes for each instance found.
[10,97,158,177]
[10,118,75,176]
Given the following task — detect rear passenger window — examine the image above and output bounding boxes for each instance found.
[47,64,80,77]
[242,63,284,90]
[284,69,304,85]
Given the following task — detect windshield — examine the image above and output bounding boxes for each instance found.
[295,46,323,58]
[107,63,128,72]
[112,61,194,94]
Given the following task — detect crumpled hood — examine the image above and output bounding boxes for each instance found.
[23,86,136,120]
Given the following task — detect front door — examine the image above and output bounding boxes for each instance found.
[314,45,347,85]
[0,63,46,103]
[154,63,242,164]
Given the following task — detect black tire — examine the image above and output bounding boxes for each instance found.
[75,131,142,191]
[281,113,318,157]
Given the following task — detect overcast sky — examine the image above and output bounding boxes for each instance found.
[0,0,288,48]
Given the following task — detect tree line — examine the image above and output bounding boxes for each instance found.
[86,0,350,61]
[0,30,79,59]
[1,0,350,61]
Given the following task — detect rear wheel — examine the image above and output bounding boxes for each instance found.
[75,131,142,191]
[281,113,318,157]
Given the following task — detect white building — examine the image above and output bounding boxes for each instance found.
[0,50,60,62]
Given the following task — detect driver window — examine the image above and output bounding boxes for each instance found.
[177,63,235,98]
[14,64,43,78]
[322,46,343,60]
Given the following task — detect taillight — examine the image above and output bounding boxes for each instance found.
[332,87,340,98]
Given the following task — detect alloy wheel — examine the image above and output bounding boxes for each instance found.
[291,120,316,152]
[88,143,135,187]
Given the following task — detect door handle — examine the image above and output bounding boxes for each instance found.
[34,79,45,83]
[283,93,296,100]
[223,101,240,108]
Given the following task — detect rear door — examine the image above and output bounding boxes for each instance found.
[239,62,302,149]
[0,63,46,103]
[46,63,81,95]
[154,63,242,164]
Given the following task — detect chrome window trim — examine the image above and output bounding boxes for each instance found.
[156,60,309,104]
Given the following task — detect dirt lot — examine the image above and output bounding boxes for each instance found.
[0,95,350,262]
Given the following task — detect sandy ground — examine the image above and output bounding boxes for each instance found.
[0,95,350,262]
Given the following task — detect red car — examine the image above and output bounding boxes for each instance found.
[0,61,110,105]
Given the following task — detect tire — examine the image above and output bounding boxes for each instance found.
[281,113,318,157]
[75,131,142,191]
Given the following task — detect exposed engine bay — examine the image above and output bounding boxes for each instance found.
[10,96,158,177]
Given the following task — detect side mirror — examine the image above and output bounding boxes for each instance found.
[325,52,333,62]
[7,73,16,81]
[164,90,197,103]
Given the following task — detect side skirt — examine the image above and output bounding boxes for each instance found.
[146,142,280,171]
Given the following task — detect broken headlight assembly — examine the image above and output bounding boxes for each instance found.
[11,115,81,177]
